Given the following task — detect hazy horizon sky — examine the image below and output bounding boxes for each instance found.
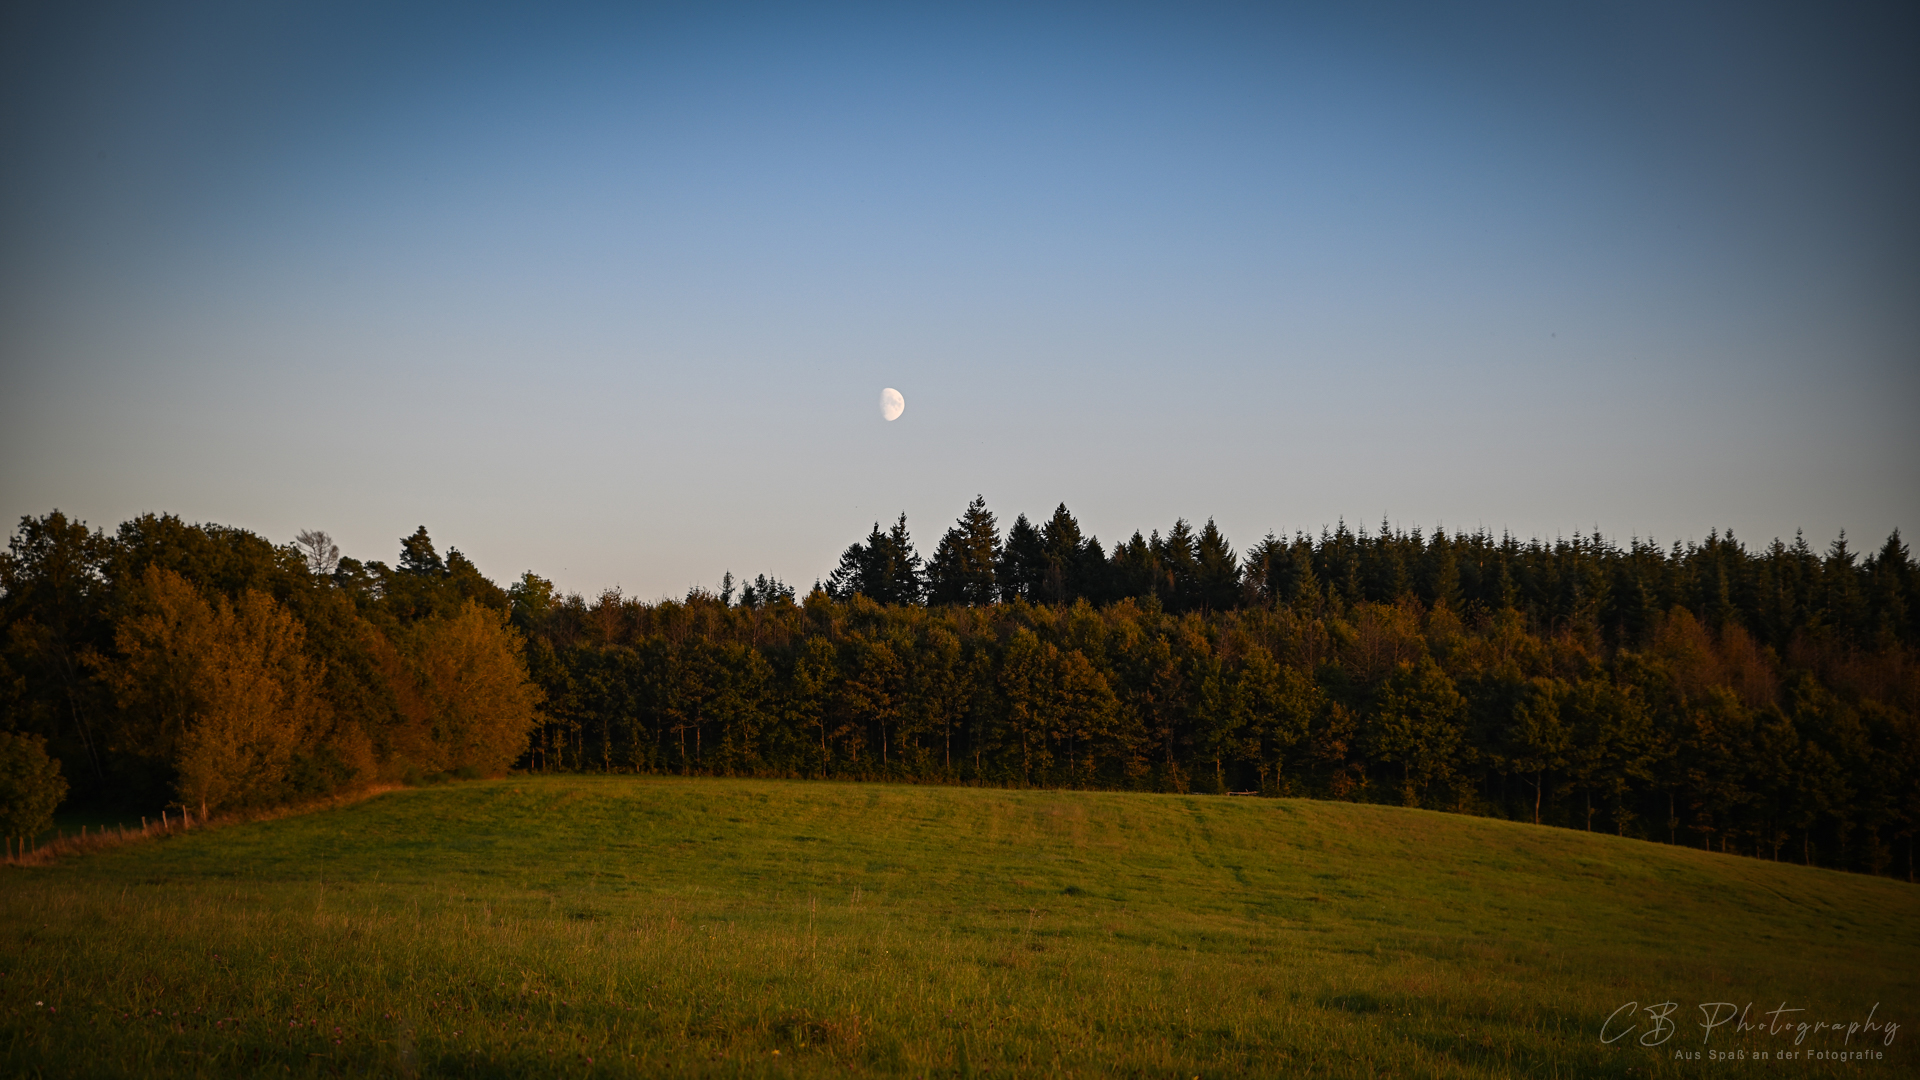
[3,1,1915,598]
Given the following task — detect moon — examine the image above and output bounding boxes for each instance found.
[879,387,905,421]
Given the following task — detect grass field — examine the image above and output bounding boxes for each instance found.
[3,776,1916,1077]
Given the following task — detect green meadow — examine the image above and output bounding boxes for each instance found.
[2,777,1915,1078]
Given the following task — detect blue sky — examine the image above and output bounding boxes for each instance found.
[2,1,1915,597]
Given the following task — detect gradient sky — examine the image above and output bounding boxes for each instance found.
[3,1,1915,599]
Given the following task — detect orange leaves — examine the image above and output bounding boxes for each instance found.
[409,601,543,777]
[99,567,323,812]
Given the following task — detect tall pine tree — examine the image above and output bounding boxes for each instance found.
[998,514,1047,603]
[926,496,1001,606]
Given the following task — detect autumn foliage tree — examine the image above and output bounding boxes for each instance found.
[2,514,544,820]
[407,601,543,776]
[95,567,326,817]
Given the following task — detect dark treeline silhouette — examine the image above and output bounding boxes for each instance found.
[3,502,1916,880]
[837,500,1917,652]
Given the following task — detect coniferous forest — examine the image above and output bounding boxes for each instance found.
[3,500,1916,879]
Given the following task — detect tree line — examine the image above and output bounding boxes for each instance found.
[0,512,539,828]
[2,501,1915,880]
[831,499,1917,652]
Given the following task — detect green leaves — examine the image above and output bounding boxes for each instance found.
[1364,659,1469,807]
[0,730,67,840]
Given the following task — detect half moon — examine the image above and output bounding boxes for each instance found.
[880,387,905,421]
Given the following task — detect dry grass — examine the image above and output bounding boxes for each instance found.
[3,784,404,867]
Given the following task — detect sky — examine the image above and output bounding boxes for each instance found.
[2,0,1915,599]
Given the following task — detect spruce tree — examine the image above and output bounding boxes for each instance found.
[926,496,1001,606]
[1424,528,1463,611]
[1866,530,1913,646]
[1193,518,1240,611]
[828,515,924,604]
[1243,533,1282,606]
[1287,536,1320,613]
[398,526,444,576]
[1076,533,1112,605]
[999,514,1046,603]
[1039,504,1086,605]
[1155,519,1200,611]
[1108,531,1162,602]
[826,525,886,601]
[881,514,925,605]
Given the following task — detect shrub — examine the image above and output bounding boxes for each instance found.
[0,731,67,843]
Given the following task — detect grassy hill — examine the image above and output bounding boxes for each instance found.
[3,777,1915,1077]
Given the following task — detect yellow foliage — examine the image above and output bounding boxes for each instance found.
[102,568,324,814]
[410,600,542,775]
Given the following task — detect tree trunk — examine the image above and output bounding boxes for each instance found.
[63,672,106,782]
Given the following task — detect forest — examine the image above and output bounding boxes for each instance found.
[2,498,1916,878]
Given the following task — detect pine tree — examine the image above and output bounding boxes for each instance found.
[398,526,444,576]
[925,496,1001,606]
[827,524,887,602]
[827,515,923,604]
[1823,531,1867,641]
[881,514,924,605]
[1154,520,1200,611]
[1866,530,1913,646]
[386,527,464,622]
[1193,518,1240,612]
[1075,533,1112,606]
[1243,533,1284,607]
[1108,531,1163,602]
[739,574,795,609]
[1286,535,1321,613]
[1424,528,1463,612]
[1039,504,1088,605]
[1363,518,1410,602]
[1321,521,1363,607]
[998,514,1046,603]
